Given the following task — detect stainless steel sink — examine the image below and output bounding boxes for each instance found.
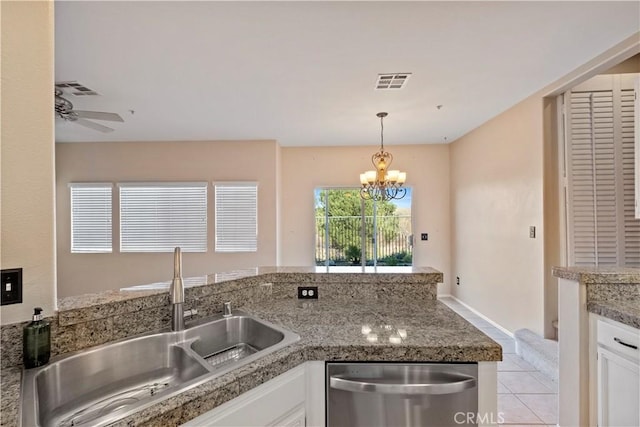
[185,315,291,369]
[24,334,208,427]
[21,311,299,427]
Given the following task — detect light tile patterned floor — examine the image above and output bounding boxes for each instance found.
[440,297,558,426]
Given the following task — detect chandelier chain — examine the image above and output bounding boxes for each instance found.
[380,115,384,151]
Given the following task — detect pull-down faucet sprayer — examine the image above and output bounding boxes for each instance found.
[170,247,185,331]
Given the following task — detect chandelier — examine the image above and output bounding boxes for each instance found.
[359,112,407,201]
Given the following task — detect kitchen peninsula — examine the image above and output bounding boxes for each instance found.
[1,267,501,426]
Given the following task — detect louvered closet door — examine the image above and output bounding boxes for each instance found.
[566,74,640,267]
[621,85,640,264]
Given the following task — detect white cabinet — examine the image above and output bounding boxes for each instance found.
[182,362,326,427]
[597,348,639,427]
[182,365,306,426]
[596,317,640,427]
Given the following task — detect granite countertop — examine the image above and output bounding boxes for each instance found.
[2,298,501,427]
[552,266,640,284]
[586,281,640,329]
[0,367,20,427]
[587,299,640,330]
[553,266,640,329]
[58,266,443,314]
[241,298,501,362]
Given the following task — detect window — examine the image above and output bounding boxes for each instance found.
[315,188,413,269]
[566,74,639,267]
[119,182,207,253]
[70,183,113,253]
[215,183,258,252]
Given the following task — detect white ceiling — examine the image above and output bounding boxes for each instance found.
[55,1,640,146]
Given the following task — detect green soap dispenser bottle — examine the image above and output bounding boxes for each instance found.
[23,307,51,368]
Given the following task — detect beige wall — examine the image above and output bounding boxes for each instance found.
[280,144,452,294]
[450,96,545,335]
[602,53,640,74]
[1,1,57,324]
[55,140,278,297]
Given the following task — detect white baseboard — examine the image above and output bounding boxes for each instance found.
[438,295,515,339]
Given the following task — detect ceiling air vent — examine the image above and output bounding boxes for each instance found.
[55,81,99,96]
[375,73,411,90]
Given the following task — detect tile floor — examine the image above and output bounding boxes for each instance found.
[440,297,558,426]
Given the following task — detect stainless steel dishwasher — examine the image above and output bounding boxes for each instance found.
[326,363,478,427]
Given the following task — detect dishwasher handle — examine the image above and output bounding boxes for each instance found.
[329,373,477,396]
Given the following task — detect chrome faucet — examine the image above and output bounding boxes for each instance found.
[170,247,185,331]
[223,302,232,317]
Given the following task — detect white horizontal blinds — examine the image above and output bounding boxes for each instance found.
[70,183,113,253]
[215,183,258,252]
[566,74,640,267]
[622,87,640,266]
[119,183,207,253]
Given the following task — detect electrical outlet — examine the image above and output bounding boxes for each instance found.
[298,286,318,299]
[421,233,428,241]
[529,226,536,238]
[456,276,460,286]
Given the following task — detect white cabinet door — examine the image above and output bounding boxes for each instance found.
[269,405,306,427]
[304,361,325,427]
[182,365,306,426]
[597,346,640,427]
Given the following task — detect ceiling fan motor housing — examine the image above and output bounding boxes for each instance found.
[55,91,75,118]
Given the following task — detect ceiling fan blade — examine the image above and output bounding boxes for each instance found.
[73,118,115,133]
[73,110,124,122]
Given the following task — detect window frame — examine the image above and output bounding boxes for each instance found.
[314,186,413,271]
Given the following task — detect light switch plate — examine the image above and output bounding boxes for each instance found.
[1,268,22,305]
[529,226,536,238]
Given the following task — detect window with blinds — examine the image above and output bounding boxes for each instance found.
[215,183,258,252]
[70,183,113,253]
[566,74,639,267]
[119,183,207,253]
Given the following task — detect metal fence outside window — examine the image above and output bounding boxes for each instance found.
[315,215,412,266]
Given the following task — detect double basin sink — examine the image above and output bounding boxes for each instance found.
[21,311,299,427]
